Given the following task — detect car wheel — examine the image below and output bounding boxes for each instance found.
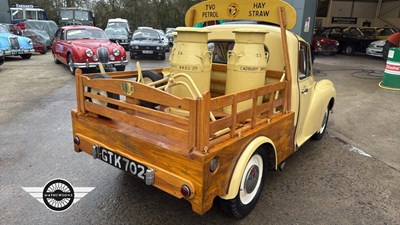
[115,65,126,71]
[88,74,120,110]
[312,106,330,140]
[68,53,76,75]
[52,52,61,64]
[139,71,163,109]
[40,46,48,54]
[220,149,267,219]
[20,54,31,60]
[345,45,354,55]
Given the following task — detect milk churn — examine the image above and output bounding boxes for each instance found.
[224,28,268,114]
[169,27,212,99]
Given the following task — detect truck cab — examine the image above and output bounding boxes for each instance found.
[70,0,335,219]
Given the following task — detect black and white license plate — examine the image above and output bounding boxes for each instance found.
[99,147,147,180]
[142,50,153,54]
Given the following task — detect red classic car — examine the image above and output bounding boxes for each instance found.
[52,25,128,74]
[312,35,339,56]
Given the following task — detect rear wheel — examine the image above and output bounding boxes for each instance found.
[68,53,76,75]
[220,149,267,219]
[52,52,61,64]
[88,74,120,110]
[139,71,163,109]
[40,46,48,54]
[345,45,354,55]
[21,54,31,60]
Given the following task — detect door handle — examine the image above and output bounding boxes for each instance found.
[301,88,309,94]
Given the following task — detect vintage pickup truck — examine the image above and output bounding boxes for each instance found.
[71,0,336,219]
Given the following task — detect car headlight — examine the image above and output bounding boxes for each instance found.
[156,46,161,50]
[316,41,321,47]
[134,45,139,50]
[28,40,32,46]
[335,41,339,46]
[93,55,99,61]
[109,55,115,61]
[86,49,93,57]
[113,48,120,56]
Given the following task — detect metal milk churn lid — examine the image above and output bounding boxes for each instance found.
[224,28,268,114]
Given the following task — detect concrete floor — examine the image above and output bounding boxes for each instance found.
[313,54,400,171]
[0,53,399,224]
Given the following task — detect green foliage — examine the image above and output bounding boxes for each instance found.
[10,0,202,31]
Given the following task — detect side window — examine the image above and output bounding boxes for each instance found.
[298,42,311,80]
[55,29,65,41]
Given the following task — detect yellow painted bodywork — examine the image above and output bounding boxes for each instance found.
[220,136,276,200]
[204,23,335,200]
[185,0,297,29]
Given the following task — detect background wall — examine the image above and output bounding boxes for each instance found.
[317,0,400,28]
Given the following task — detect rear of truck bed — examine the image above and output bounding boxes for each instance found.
[71,67,295,214]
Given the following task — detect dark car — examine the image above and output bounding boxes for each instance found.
[129,28,166,60]
[312,29,339,56]
[321,26,376,55]
[105,27,130,50]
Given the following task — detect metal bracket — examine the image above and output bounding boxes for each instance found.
[92,145,99,159]
[121,82,134,95]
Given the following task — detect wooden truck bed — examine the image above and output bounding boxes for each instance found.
[71,68,295,214]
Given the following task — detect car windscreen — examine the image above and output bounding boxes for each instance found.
[75,11,89,20]
[133,30,160,41]
[66,29,108,40]
[60,10,74,20]
[107,22,128,30]
[105,28,128,36]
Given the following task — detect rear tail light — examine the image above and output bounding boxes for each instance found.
[181,185,191,198]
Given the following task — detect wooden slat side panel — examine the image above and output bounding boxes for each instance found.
[210,95,234,110]
[210,116,233,134]
[84,92,190,126]
[265,70,284,79]
[208,81,288,143]
[84,101,192,148]
[82,78,193,110]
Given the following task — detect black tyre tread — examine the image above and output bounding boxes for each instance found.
[139,71,163,109]
[68,53,76,75]
[40,46,48,54]
[220,148,268,219]
[88,74,120,109]
[21,54,31,59]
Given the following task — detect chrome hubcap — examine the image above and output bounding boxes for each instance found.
[244,165,259,194]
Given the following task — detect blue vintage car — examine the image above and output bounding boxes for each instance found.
[0,23,34,59]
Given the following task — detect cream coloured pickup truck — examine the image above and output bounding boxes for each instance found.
[71,0,336,219]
